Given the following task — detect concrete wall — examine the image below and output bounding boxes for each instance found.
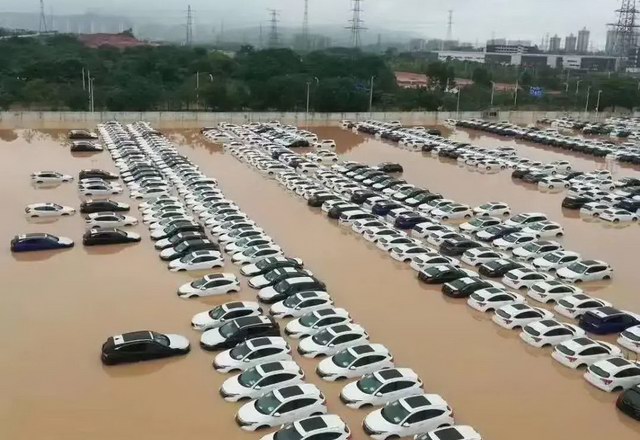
[0,110,627,129]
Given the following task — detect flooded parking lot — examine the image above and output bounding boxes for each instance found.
[1,126,639,440]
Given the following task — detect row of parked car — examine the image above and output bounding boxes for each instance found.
[221,122,640,422]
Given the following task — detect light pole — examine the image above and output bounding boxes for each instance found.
[195,72,214,110]
[490,81,496,106]
[595,89,603,120]
[584,86,591,115]
[514,80,519,107]
[306,76,319,115]
[369,76,376,114]
[563,82,569,93]
[575,79,582,95]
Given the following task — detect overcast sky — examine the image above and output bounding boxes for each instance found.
[3,0,619,48]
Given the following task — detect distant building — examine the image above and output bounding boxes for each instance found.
[507,40,532,46]
[77,32,151,49]
[437,51,485,63]
[485,44,539,54]
[409,38,426,51]
[577,27,590,53]
[487,38,507,45]
[565,34,577,53]
[605,29,619,55]
[549,35,561,52]
[628,47,640,69]
[394,71,428,89]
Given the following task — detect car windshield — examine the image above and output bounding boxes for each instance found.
[255,392,282,415]
[192,277,210,288]
[543,253,564,263]
[242,247,260,257]
[229,343,252,360]
[527,222,546,231]
[299,313,321,327]
[266,270,286,282]
[510,214,527,223]
[311,329,333,346]
[151,332,170,346]
[238,367,264,388]
[522,243,540,252]
[503,234,519,243]
[589,365,610,378]
[381,400,411,425]
[357,374,383,394]
[256,259,277,269]
[274,424,303,440]
[284,294,308,307]
[208,306,225,319]
[332,350,357,367]
[567,263,589,274]
[484,226,502,235]
[469,218,485,227]
[274,280,291,292]
[219,320,240,338]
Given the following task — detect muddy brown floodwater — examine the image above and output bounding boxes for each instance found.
[1,126,639,440]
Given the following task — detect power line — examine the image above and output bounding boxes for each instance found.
[346,0,366,48]
[609,0,639,57]
[185,4,193,46]
[38,0,48,32]
[267,9,280,48]
[302,0,310,50]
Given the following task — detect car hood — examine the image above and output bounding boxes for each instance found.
[160,248,178,258]
[298,336,323,352]
[214,350,237,369]
[556,267,576,278]
[221,374,246,395]
[317,357,344,374]
[237,400,263,424]
[364,409,397,433]
[341,380,370,401]
[269,301,289,315]
[58,236,74,245]
[200,328,225,346]
[249,274,268,287]
[166,334,190,350]
[240,263,261,276]
[284,319,307,335]
[191,311,218,329]
[258,286,278,300]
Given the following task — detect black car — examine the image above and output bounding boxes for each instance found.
[474,225,522,242]
[439,238,483,256]
[372,200,404,216]
[394,212,429,230]
[70,141,103,152]
[418,265,472,284]
[200,316,280,351]
[404,192,443,208]
[83,228,141,246]
[377,162,403,173]
[240,257,305,277]
[69,129,98,140]
[616,177,640,188]
[478,258,526,278]
[615,198,640,212]
[511,168,530,179]
[442,277,495,298]
[101,330,190,365]
[160,239,219,261]
[328,204,360,219]
[152,221,204,240]
[80,199,130,214]
[259,277,327,304]
[351,190,378,205]
[617,385,640,421]
[561,196,595,209]
[154,232,208,250]
[79,169,119,180]
[308,193,341,207]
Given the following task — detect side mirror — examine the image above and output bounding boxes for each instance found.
[402,422,410,428]
[375,392,383,397]
[328,343,335,347]
[255,385,261,390]
[274,412,280,417]
[349,366,356,370]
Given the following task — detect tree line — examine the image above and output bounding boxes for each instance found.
[0,33,638,112]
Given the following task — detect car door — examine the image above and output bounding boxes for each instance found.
[255,373,297,394]
[114,342,148,361]
[352,354,386,373]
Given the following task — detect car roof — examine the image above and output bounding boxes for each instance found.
[255,361,299,375]
[588,307,622,318]
[327,323,363,335]
[204,273,236,281]
[347,344,388,357]
[246,337,288,349]
[274,383,320,401]
[400,394,448,411]
[374,367,419,382]
[596,357,636,371]
[295,415,345,435]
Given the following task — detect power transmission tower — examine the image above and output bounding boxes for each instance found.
[39,0,48,32]
[302,0,310,50]
[446,10,453,42]
[346,0,366,48]
[186,5,193,46]
[609,0,639,57]
[268,9,280,48]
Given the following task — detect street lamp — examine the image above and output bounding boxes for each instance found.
[584,86,591,115]
[456,88,461,118]
[306,76,319,115]
[369,76,376,114]
[595,89,603,119]
[575,79,582,95]
[490,81,496,106]
[514,80,519,107]
[195,72,214,109]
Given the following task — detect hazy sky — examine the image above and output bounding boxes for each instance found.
[3,0,619,48]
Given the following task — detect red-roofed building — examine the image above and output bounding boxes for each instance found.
[394,71,428,89]
[78,33,152,49]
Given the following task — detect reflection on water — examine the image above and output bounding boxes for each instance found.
[1,125,639,440]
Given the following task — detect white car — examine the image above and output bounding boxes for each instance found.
[467,288,525,312]
[430,204,473,221]
[363,394,454,440]
[416,426,482,440]
[211,220,256,236]
[519,319,585,348]
[472,202,510,217]
[504,212,548,227]
[363,227,404,243]
[427,231,464,247]
[556,260,613,283]
[130,188,168,200]
[579,202,611,218]
[418,199,455,214]
[460,247,505,267]
[492,232,537,250]
[352,219,389,234]
[584,358,640,392]
[526,281,582,303]
[492,303,554,329]
[258,415,351,440]
[191,301,262,331]
[225,237,274,255]
[85,212,138,228]
[177,273,239,298]
[285,308,351,339]
[316,344,394,381]
[80,185,123,197]
[231,245,283,265]
[512,240,563,261]
[270,291,333,319]
[599,208,638,223]
[554,294,612,319]
[339,368,423,409]
[241,256,304,277]
[552,337,623,369]
[31,171,73,184]
[538,177,570,190]
[249,267,313,289]
[389,245,432,263]
[219,227,265,245]
[235,383,327,431]
[502,268,554,290]
[411,223,452,239]
[297,324,368,358]
[220,361,305,402]
[618,325,640,354]
[213,337,292,373]
[25,203,75,218]
[376,236,421,252]
[409,253,459,272]
[531,251,581,272]
[139,197,179,209]
[168,250,224,272]
[458,216,501,232]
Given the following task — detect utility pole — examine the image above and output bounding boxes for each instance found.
[490,81,496,106]
[39,0,48,32]
[267,9,280,48]
[595,89,603,119]
[302,0,310,51]
[446,10,453,43]
[575,79,582,95]
[346,0,366,49]
[369,75,375,114]
[456,88,461,118]
[186,5,193,46]
[514,80,519,107]
[82,67,86,91]
[585,86,591,115]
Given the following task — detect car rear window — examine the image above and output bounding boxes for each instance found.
[556,345,575,356]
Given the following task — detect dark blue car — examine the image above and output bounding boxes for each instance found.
[394,213,428,230]
[579,307,640,335]
[372,201,403,216]
[11,233,74,252]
